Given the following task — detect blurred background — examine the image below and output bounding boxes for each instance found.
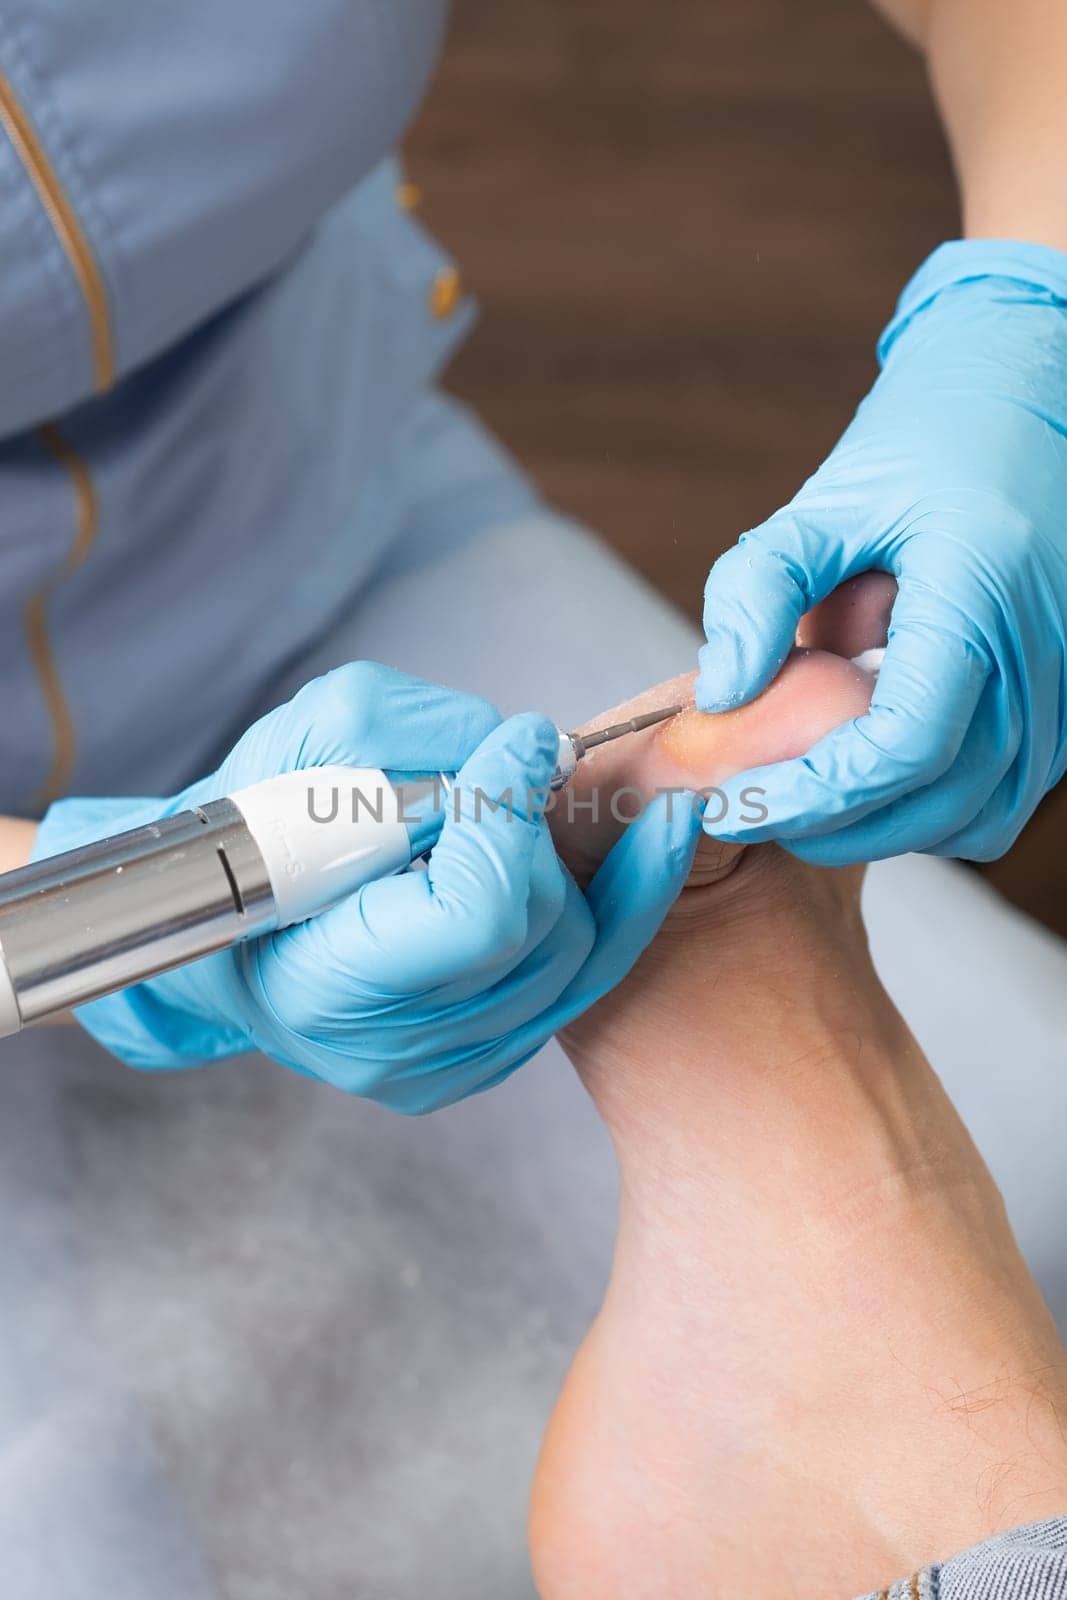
[407,0,1065,936]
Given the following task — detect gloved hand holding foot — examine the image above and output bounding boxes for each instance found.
[698,244,1067,865]
[31,663,699,1113]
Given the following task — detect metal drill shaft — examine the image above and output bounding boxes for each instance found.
[569,703,682,760]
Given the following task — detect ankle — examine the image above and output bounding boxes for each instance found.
[542,839,1067,1597]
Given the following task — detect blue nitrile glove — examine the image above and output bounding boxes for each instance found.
[32,663,700,1114]
[697,241,1067,864]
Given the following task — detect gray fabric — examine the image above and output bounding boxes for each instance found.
[939,1520,1067,1599]
[858,1518,1067,1599]
[3,428,1067,1594]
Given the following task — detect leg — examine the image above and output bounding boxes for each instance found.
[531,738,1067,1596]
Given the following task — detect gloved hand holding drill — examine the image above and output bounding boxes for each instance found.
[30,663,697,1113]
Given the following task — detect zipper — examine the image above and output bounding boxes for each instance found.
[0,69,109,805]
[27,423,99,808]
[0,67,114,391]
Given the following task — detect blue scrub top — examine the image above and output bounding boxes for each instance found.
[0,0,471,814]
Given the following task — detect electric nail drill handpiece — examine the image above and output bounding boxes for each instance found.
[0,706,680,1039]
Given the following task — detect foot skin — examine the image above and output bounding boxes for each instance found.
[551,569,893,888]
[552,646,875,890]
[532,583,1067,1600]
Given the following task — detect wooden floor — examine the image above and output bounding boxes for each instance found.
[407,0,1066,936]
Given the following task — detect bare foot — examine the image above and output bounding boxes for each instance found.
[552,646,874,889]
[531,580,1067,1600]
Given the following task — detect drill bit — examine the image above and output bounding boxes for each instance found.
[567,703,683,761]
